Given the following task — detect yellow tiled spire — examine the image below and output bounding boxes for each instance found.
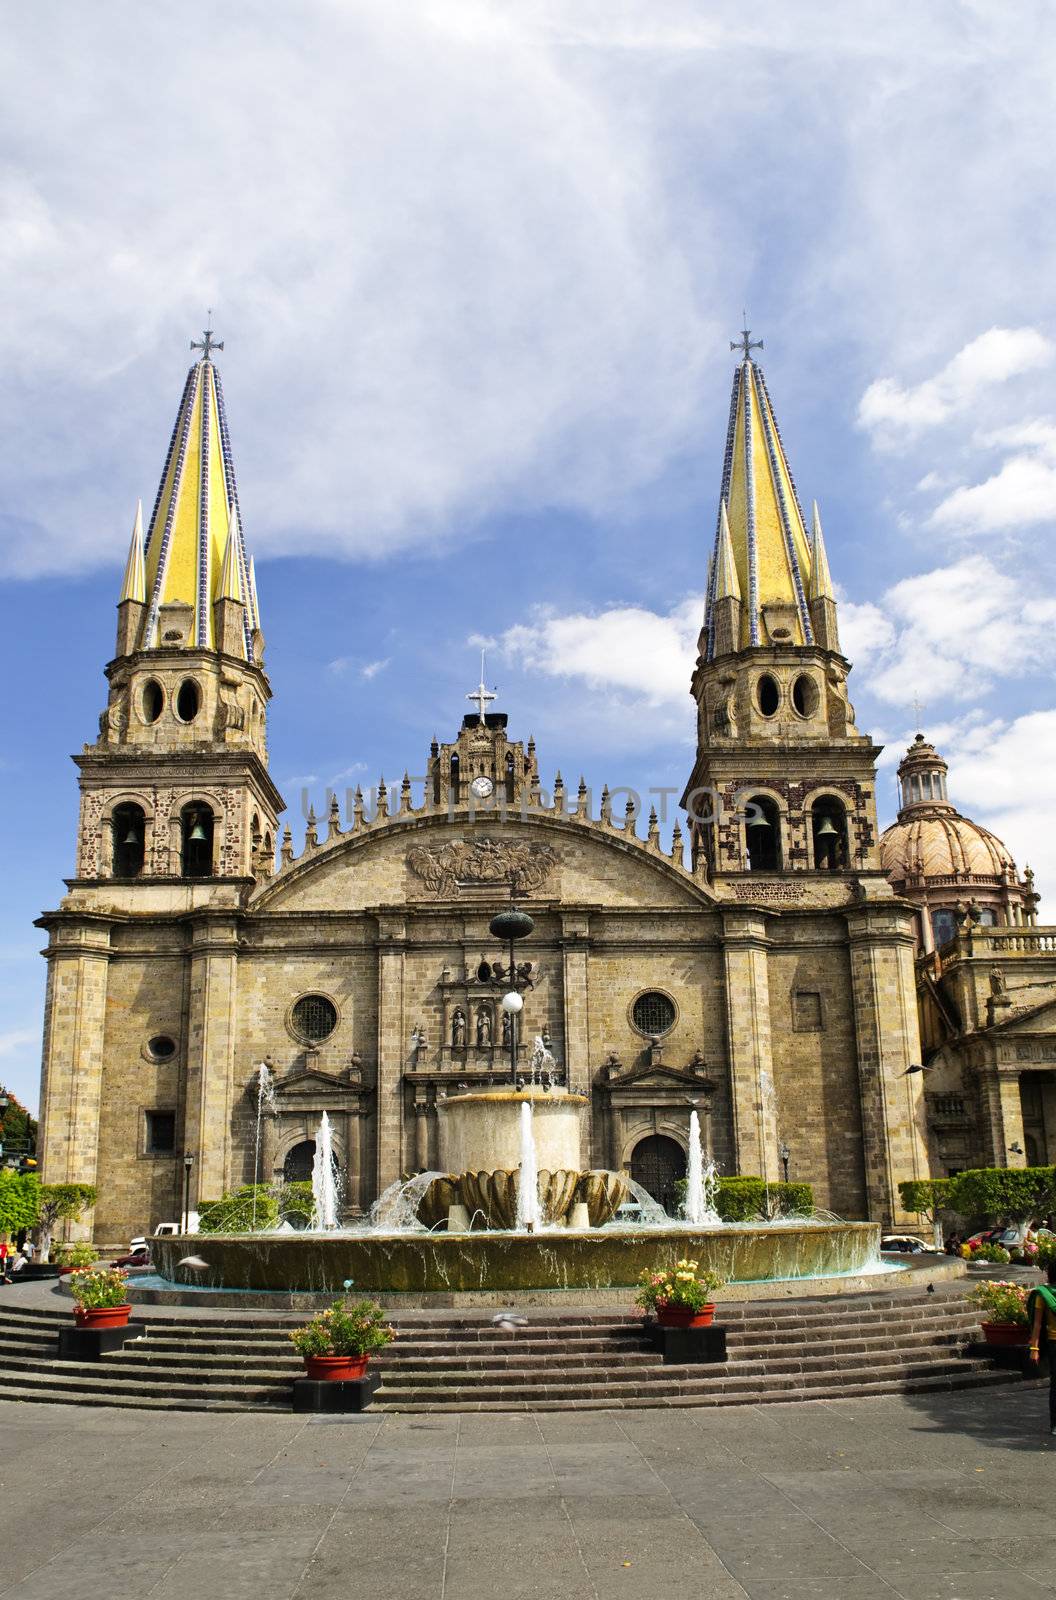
[118,501,146,605]
[217,507,243,603]
[703,329,817,658]
[141,328,253,656]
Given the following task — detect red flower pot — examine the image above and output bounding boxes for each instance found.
[981,1322,1030,1348]
[304,1354,369,1381]
[656,1304,716,1329]
[74,1304,132,1330]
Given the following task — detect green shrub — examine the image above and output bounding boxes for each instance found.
[53,1243,97,1268]
[198,1185,280,1234]
[276,1181,314,1225]
[969,1242,1011,1264]
[948,1166,1056,1225]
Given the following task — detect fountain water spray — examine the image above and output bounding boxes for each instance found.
[527,1034,557,1089]
[515,1100,543,1231]
[251,1062,277,1231]
[311,1111,341,1231]
[684,1109,721,1226]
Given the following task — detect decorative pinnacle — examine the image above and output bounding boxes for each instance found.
[191,313,224,363]
[730,316,763,362]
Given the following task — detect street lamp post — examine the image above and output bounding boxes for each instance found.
[483,878,536,1084]
[182,1155,194,1234]
[779,1142,791,1184]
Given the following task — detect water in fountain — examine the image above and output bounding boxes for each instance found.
[684,1110,721,1226]
[369,1172,447,1232]
[251,1062,278,1231]
[616,1177,670,1227]
[310,1111,341,1231]
[515,1100,543,1231]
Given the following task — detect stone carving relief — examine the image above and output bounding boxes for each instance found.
[407,837,557,898]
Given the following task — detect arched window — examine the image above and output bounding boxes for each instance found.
[505,751,516,804]
[811,797,848,870]
[744,795,780,871]
[976,907,998,926]
[181,804,214,878]
[450,753,461,802]
[931,908,958,947]
[112,802,146,877]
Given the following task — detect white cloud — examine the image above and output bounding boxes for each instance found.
[0,1027,37,1060]
[929,444,1056,536]
[941,711,1056,904]
[857,328,1054,447]
[862,556,1056,705]
[360,659,390,682]
[501,596,703,713]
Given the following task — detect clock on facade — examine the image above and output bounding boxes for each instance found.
[470,775,494,799]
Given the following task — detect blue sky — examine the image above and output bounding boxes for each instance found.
[4,2,1056,1111]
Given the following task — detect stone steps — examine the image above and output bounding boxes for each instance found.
[0,1287,1023,1414]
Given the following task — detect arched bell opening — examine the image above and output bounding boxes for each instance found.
[180,803,215,878]
[112,802,146,878]
[744,794,781,871]
[811,797,848,870]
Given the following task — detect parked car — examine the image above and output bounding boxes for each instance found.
[881,1234,940,1254]
[110,1243,152,1270]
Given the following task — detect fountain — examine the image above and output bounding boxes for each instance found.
[250,1062,277,1232]
[147,894,895,1305]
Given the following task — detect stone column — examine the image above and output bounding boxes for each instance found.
[843,893,931,1223]
[560,910,591,1095]
[184,913,241,1211]
[37,918,112,1240]
[720,908,779,1182]
[978,1069,1026,1166]
[375,913,408,1197]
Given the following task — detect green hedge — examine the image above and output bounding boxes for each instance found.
[672,1176,814,1221]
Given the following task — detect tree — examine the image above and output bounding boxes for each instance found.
[0,1086,38,1163]
[947,1166,1056,1227]
[0,1171,40,1237]
[36,1183,97,1261]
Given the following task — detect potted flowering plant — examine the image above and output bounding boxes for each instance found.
[635,1259,725,1328]
[966,1279,1030,1346]
[289,1297,395,1380]
[54,1243,98,1275]
[69,1266,132,1329]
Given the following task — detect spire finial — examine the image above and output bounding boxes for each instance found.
[466,647,497,724]
[191,311,224,363]
[730,312,763,363]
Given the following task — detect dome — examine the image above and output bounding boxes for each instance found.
[880,810,1018,885]
[880,732,1019,889]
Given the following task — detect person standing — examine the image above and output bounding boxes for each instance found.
[1027,1260,1056,1436]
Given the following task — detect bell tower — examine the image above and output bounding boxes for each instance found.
[681,329,883,887]
[76,328,284,886]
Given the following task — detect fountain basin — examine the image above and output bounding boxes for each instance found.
[151,1220,881,1298]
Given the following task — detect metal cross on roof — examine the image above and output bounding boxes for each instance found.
[191,312,224,362]
[466,649,497,724]
[912,694,926,733]
[730,319,763,361]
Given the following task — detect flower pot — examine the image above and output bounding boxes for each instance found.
[74,1304,132,1330]
[656,1304,716,1329]
[981,1322,1030,1348]
[303,1354,369,1381]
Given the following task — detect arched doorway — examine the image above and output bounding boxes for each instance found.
[283,1140,316,1183]
[630,1134,686,1214]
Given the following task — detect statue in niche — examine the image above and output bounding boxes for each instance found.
[476,1007,493,1048]
[989,965,1007,998]
[501,1009,512,1048]
[451,1008,467,1050]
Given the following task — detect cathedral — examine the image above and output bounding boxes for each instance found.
[35,328,1054,1245]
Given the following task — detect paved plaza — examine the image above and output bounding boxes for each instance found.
[0,1383,1052,1600]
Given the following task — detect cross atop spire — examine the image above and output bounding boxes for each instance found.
[191,312,224,363]
[730,316,763,362]
[466,649,497,723]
